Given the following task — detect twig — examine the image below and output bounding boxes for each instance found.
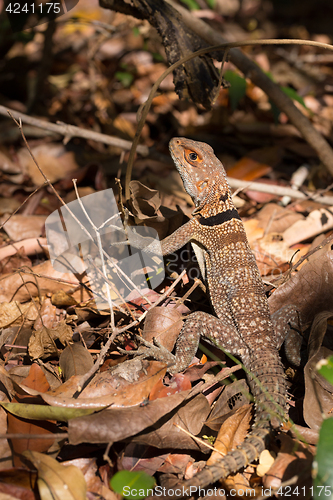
[99,0,145,19]
[0,433,68,439]
[124,38,333,200]
[289,232,333,273]
[174,423,224,456]
[227,178,333,205]
[87,255,137,321]
[72,179,115,328]
[27,20,56,112]
[166,0,333,176]
[7,113,151,310]
[0,105,148,155]
[188,364,242,397]
[0,183,48,231]
[73,327,118,395]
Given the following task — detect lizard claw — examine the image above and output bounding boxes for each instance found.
[118,336,176,367]
[136,336,176,367]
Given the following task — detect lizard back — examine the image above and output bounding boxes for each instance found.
[166,137,288,492]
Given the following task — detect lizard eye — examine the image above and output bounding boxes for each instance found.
[188,152,198,161]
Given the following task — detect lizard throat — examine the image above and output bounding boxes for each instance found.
[198,208,241,226]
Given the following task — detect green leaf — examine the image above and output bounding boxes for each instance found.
[281,86,308,110]
[110,470,156,500]
[264,72,308,122]
[179,0,200,10]
[115,71,134,88]
[313,418,333,499]
[224,70,247,111]
[0,402,104,421]
[152,52,165,62]
[206,0,216,7]
[317,356,333,385]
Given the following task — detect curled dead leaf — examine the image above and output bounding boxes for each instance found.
[28,321,72,360]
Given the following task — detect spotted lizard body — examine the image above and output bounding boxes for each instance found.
[143,137,300,492]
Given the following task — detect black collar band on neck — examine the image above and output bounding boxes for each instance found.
[198,208,241,226]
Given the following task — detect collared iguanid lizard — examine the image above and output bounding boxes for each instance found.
[132,137,301,494]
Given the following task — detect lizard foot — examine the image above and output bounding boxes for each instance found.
[119,336,176,368]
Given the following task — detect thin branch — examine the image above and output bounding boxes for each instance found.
[0,105,148,155]
[124,38,333,200]
[0,433,68,439]
[99,0,145,18]
[227,178,333,205]
[166,0,333,176]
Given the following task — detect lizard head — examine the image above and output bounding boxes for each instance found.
[169,137,231,212]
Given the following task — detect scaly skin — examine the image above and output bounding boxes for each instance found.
[151,138,298,493]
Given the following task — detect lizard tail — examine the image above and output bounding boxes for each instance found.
[173,350,288,493]
[181,426,271,489]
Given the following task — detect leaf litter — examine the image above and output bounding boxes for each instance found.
[1,0,333,497]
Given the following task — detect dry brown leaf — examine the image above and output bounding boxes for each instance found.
[62,457,118,500]
[283,206,333,246]
[224,471,253,497]
[255,203,304,234]
[227,157,272,181]
[142,306,183,352]
[252,233,296,276]
[121,392,211,450]
[67,389,194,446]
[0,302,38,329]
[33,296,57,330]
[1,215,47,241]
[28,321,73,360]
[0,247,32,275]
[206,379,250,431]
[243,219,264,244]
[207,404,252,464]
[17,144,79,185]
[0,197,21,216]
[129,180,163,221]
[59,344,94,381]
[304,340,333,431]
[262,434,314,492]
[0,149,21,174]
[7,364,57,467]
[257,449,276,477]
[119,444,169,475]
[0,260,84,304]
[0,396,12,470]
[23,451,87,500]
[7,363,61,392]
[24,360,167,408]
[269,250,333,328]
